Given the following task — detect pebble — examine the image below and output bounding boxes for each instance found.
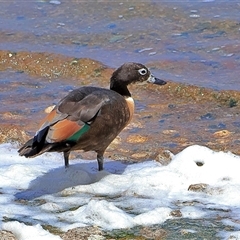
[49,0,61,4]
[168,104,176,109]
[224,53,234,57]
[131,152,148,158]
[138,48,153,53]
[213,130,231,138]
[60,226,104,240]
[127,135,148,143]
[45,105,55,113]
[200,113,215,120]
[149,52,157,56]
[189,14,200,18]
[162,130,178,135]
[188,183,208,192]
[140,227,167,239]
[170,209,182,217]
[211,47,220,51]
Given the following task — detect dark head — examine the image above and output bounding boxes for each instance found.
[110,62,166,96]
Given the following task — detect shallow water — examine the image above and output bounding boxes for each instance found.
[0,1,240,89]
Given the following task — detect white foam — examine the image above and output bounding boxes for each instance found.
[2,221,61,240]
[1,143,240,239]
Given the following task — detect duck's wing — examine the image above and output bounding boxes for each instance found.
[36,92,109,144]
[19,91,109,157]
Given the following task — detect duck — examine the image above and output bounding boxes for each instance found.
[18,62,166,170]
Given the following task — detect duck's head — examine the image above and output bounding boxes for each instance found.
[110,62,166,88]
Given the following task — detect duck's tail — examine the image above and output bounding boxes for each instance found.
[18,126,51,158]
[18,137,54,158]
[18,130,75,158]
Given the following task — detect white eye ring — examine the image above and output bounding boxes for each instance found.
[138,68,147,76]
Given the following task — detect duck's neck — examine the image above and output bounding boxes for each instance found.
[110,80,131,97]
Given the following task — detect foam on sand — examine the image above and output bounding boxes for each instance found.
[0,143,240,239]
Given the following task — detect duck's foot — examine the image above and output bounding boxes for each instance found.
[64,151,70,168]
[97,154,104,171]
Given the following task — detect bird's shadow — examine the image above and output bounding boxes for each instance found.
[15,160,128,201]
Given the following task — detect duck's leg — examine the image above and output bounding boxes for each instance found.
[97,153,104,171]
[64,151,70,168]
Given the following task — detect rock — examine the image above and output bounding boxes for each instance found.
[213,130,232,138]
[188,183,208,192]
[162,130,178,135]
[0,230,17,240]
[127,134,148,143]
[170,209,182,217]
[156,150,173,165]
[60,226,104,240]
[0,125,28,144]
[188,183,223,195]
[140,226,167,239]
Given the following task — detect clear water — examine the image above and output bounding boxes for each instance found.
[0,1,240,89]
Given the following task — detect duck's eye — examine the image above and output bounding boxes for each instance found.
[138,68,148,76]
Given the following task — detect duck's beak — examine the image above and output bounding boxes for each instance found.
[147,74,166,85]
